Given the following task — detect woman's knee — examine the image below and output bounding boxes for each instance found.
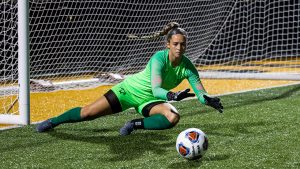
[166,103,180,125]
[166,111,180,125]
[149,102,180,127]
[80,105,106,120]
[80,106,93,119]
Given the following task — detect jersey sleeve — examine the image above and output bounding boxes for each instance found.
[185,59,207,104]
[150,53,169,100]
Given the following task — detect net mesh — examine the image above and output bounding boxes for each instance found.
[28,1,235,84]
[198,1,300,79]
[1,1,19,115]
[1,0,300,121]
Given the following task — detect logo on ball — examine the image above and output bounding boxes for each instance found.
[186,131,199,143]
[178,143,190,156]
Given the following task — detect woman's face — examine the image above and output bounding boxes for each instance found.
[167,34,186,60]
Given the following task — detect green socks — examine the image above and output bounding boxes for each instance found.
[132,114,173,130]
[50,107,174,131]
[50,107,83,126]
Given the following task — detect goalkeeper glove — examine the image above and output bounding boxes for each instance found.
[203,95,223,113]
[167,88,195,101]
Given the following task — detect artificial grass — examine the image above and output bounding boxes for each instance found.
[0,84,299,169]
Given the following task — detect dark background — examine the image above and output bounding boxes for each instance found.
[1,0,299,82]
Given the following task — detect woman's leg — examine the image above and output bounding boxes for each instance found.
[80,95,114,120]
[36,90,119,132]
[120,102,180,135]
[144,102,180,129]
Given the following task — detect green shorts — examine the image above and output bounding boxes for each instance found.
[110,82,165,116]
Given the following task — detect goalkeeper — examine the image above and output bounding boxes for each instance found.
[36,22,223,135]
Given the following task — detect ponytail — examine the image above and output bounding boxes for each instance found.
[127,22,179,40]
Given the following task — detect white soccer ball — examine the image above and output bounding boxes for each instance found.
[176,128,208,160]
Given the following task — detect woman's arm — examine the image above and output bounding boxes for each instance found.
[185,60,207,104]
[150,55,169,100]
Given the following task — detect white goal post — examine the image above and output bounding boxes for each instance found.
[1,1,300,125]
[0,0,30,125]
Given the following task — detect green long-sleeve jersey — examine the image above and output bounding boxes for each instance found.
[122,49,207,104]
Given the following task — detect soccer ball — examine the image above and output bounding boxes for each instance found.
[176,128,208,160]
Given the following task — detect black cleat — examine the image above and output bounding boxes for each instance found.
[119,122,134,136]
[36,119,56,132]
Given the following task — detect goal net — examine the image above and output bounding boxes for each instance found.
[197,1,300,80]
[1,0,300,125]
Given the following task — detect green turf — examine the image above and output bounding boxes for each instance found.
[1,84,300,169]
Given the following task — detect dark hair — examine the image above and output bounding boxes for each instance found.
[166,27,188,42]
[127,22,187,40]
